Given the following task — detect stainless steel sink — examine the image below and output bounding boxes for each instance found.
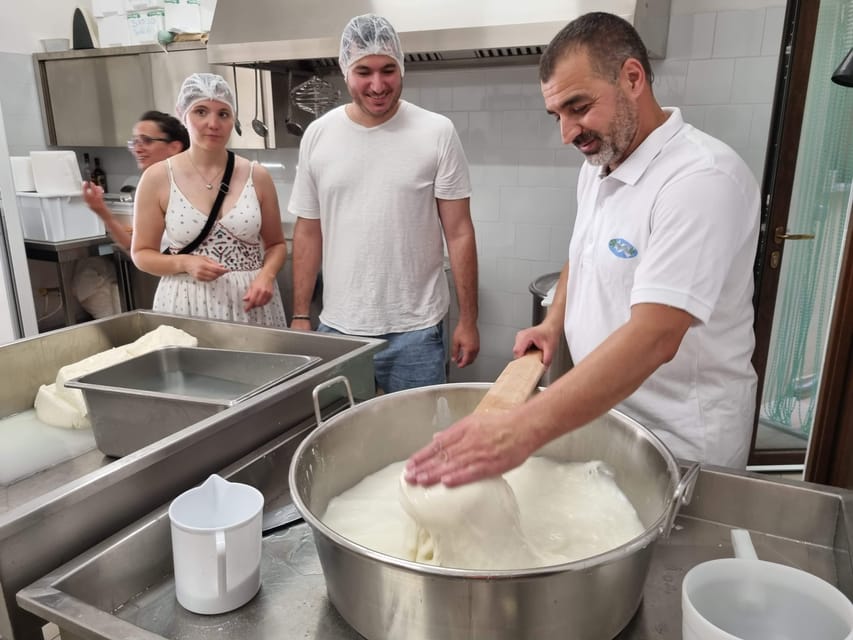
[15,448,853,640]
[0,310,384,640]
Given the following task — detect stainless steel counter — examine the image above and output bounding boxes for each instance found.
[16,423,853,640]
[0,311,383,640]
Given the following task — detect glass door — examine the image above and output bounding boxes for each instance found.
[751,0,853,466]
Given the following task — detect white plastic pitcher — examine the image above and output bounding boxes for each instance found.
[682,529,853,640]
[169,474,264,615]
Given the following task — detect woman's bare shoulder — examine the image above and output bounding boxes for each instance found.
[138,156,175,187]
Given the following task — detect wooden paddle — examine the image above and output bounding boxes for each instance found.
[473,349,546,414]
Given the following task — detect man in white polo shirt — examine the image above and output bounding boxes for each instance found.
[406,11,760,487]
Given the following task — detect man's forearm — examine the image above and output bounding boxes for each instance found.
[291,220,322,315]
[519,303,692,449]
[543,261,569,330]
[446,234,478,325]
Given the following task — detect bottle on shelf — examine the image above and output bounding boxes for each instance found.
[82,152,92,182]
[91,157,108,192]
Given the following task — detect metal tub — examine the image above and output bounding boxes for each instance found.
[67,347,320,456]
[289,383,696,640]
[0,311,383,640]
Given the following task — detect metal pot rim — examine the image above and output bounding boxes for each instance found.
[290,383,682,579]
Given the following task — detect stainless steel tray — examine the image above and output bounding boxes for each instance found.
[16,421,853,640]
[64,347,320,458]
[68,346,320,405]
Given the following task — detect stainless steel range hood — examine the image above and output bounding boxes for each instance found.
[208,0,671,71]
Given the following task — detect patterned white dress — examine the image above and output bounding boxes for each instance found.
[152,159,288,328]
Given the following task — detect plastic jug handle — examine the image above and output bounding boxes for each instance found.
[731,528,759,560]
[215,530,227,596]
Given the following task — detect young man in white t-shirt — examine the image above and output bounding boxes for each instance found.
[289,14,480,393]
[406,12,760,487]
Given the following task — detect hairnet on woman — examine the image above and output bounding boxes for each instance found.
[175,72,236,124]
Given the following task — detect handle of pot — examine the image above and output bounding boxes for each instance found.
[661,462,700,538]
[312,375,355,427]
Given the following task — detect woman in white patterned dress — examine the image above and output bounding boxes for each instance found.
[131,73,287,328]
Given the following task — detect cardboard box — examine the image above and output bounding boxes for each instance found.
[164,0,201,33]
[97,14,133,47]
[92,0,125,17]
[199,0,215,32]
[124,0,164,10]
[16,194,105,242]
[127,8,165,45]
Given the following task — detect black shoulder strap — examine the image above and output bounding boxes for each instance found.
[166,150,236,255]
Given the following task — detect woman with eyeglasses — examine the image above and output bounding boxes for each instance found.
[81,111,189,251]
[131,73,288,328]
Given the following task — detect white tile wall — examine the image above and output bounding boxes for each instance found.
[0,3,784,380]
[713,10,767,58]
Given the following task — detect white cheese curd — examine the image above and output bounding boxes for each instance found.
[322,457,645,570]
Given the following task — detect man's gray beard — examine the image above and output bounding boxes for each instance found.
[583,93,638,167]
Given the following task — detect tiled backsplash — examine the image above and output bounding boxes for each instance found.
[1,5,785,381]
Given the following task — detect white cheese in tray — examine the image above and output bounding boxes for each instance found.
[35,325,198,429]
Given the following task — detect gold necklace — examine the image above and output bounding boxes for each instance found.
[186,153,224,190]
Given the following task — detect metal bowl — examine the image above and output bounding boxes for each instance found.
[289,383,697,640]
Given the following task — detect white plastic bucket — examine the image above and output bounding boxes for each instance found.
[168,474,264,615]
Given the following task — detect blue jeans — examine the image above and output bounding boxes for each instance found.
[318,322,446,394]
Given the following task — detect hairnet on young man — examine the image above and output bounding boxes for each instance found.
[175,72,236,124]
[338,14,405,79]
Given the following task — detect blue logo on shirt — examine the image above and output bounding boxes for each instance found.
[608,238,638,259]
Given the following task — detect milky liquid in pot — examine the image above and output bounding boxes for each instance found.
[322,457,645,570]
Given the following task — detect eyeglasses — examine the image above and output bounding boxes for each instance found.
[127,135,171,150]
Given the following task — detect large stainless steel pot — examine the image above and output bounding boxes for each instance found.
[290,382,698,640]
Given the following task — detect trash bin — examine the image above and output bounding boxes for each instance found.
[529,272,573,386]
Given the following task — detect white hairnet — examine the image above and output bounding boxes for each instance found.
[339,14,405,78]
[175,73,236,124]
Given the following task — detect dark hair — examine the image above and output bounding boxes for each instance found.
[138,110,190,150]
[539,12,653,86]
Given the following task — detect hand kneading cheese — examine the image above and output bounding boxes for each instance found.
[34,325,197,429]
[323,458,645,571]
[398,473,555,569]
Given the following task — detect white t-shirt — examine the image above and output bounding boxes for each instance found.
[288,101,471,334]
[565,108,760,467]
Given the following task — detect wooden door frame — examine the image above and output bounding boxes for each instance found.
[749,0,819,466]
[806,199,853,488]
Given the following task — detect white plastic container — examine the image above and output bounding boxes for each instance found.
[40,38,71,52]
[682,529,853,640]
[168,474,263,615]
[10,157,36,192]
[16,194,105,242]
[29,151,83,196]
